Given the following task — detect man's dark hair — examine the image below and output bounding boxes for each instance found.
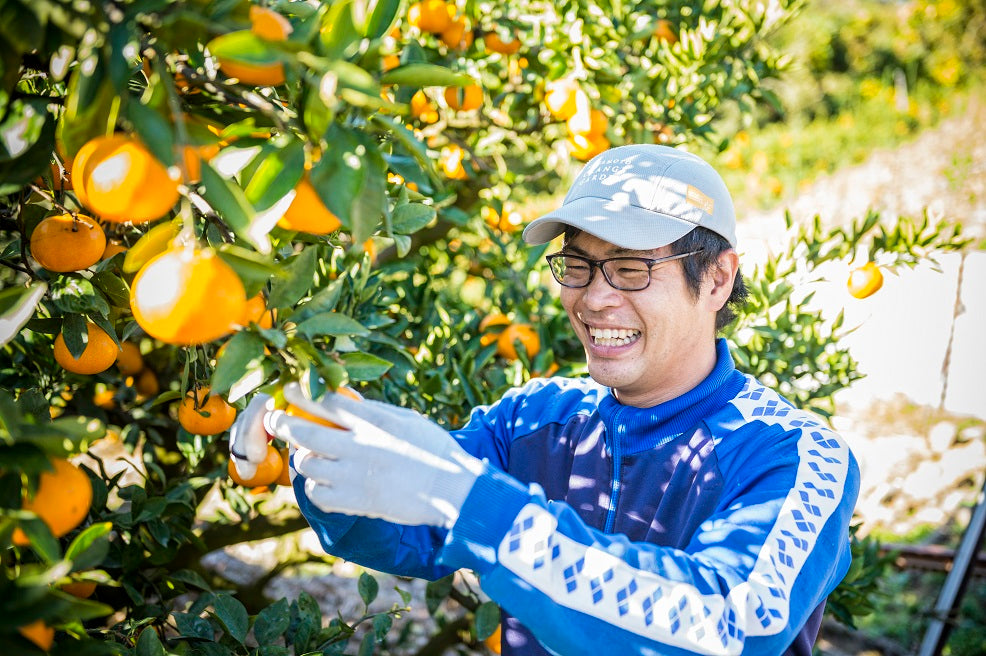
[561,226,748,332]
[668,227,747,331]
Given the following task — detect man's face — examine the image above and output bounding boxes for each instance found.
[558,232,723,407]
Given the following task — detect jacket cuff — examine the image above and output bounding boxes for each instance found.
[437,462,532,574]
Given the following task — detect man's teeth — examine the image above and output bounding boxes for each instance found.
[588,327,640,346]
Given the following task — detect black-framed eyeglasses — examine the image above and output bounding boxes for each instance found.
[545,250,704,291]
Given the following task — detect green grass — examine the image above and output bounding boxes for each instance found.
[705,80,984,214]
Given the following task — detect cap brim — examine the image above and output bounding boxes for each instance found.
[522,197,701,251]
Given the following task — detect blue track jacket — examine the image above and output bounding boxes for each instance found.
[294,339,861,655]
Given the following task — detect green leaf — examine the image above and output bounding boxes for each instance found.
[90,272,130,309]
[213,594,249,644]
[200,161,266,253]
[0,99,48,163]
[257,646,291,656]
[56,38,117,160]
[254,598,291,644]
[0,282,45,347]
[60,313,88,359]
[391,203,436,235]
[173,611,214,640]
[12,516,60,563]
[380,64,475,87]
[371,613,392,640]
[207,30,281,65]
[353,632,373,656]
[0,0,43,55]
[474,601,500,640]
[358,571,378,606]
[319,0,360,60]
[308,125,387,242]
[210,331,266,396]
[341,351,392,381]
[65,522,112,571]
[425,575,453,614]
[49,276,110,317]
[296,312,370,338]
[216,245,280,292]
[127,102,175,167]
[243,137,305,211]
[0,101,55,195]
[135,627,166,656]
[361,0,401,39]
[268,246,318,308]
[169,569,213,591]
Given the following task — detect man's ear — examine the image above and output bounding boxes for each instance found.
[705,249,739,312]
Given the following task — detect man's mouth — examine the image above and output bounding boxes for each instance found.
[587,326,641,347]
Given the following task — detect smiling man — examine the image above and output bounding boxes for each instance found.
[230,145,861,656]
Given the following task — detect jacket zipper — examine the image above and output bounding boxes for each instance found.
[603,410,624,533]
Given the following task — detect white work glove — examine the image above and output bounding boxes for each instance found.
[228,392,275,480]
[267,383,483,529]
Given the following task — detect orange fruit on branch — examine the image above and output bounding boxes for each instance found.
[54,322,118,375]
[566,107,608,137]
[284,386,362,428]
[101,240,128,260]
[115,341,144,376]
[250,5,292,41]
[444,84,483,112]
[481,205,524,233]
[135,368,160,397]
[210,30,286,86]
[92,388,117,410]
[276,446,292,486]
[439,144,469,179]
[440,14,473,50]
[484,624,502,654]
[178,386,237,435]
[72,134,181,223]
[567,132,610,161]
[241,292,275,328]
[228,443,283,487]
[18,620,55,651]
[544,79,585,120]
[408,0,451,33]
[496,323,540,361]
[278,177,342,234]
[410,90,439,124]
[130,247,246,345]
[30,213,106,272]
[61,580,97,598]
[483,30,521,55]
[478,313,511,346]
[12,457,93,546]
[847,261,884,299]
[653,19,678,44]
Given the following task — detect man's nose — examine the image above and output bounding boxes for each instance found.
[581,267,621,309]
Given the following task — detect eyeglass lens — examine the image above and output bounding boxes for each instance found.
[549,256,652,290]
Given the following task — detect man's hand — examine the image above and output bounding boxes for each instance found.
[267,383,482,528]
[228,392,275,480]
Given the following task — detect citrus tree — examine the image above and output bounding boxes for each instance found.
[0,0,976,653]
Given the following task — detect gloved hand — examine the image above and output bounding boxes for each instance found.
[267,382,483,528]
[228,392,275,480]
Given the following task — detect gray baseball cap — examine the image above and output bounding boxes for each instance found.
[522,144,737,249]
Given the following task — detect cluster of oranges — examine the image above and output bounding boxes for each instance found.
[478,314,540,361]
[544,78,611,161]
